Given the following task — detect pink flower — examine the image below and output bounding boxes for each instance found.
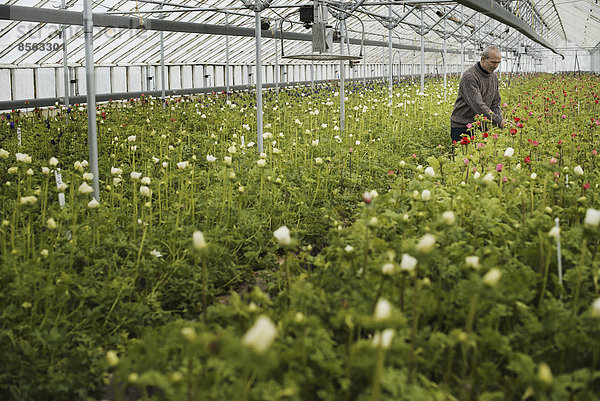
[466,123,472,129]
[592,150,598,156]
[583,183,591,190]
[492,134,498,140]
[412,153,417,158]
[549,157,558,165]
[463,158,469,165]
[387,170,395,176]
[502,176,508,183]
[561,115,567,119]
[496,163,503,172]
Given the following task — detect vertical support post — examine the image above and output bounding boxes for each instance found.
[160,19,166,106]
[61,0,69,114]
[274,27,279,98]
[388,5,393,109]
[255,4,264,153]
[460,5,464,76]
[443,14,447,102]
[83,0,99,200]
[339,18,346,132]
[311,61,315,90]
[225,12,230,97]
[420,7,425,95]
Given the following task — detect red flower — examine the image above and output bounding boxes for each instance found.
[524,156,531,163]
[510,128,517,135]
[460,137,470,145]
[583,183,591,190]
[483,132,489,138]
[514,117,520,122]
[387,170,395,176]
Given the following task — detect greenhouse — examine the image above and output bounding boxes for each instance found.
[0,0,600,399]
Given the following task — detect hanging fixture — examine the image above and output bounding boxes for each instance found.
[281,1,362,61]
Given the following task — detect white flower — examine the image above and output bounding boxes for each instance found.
[238,186,245,193]
[40,249,48,258]
[20,195,38,205]
[273,226,291,246]
[228,145,237,154]
[372,329,395,349]
[162,162,169,168]
[530,173,537,180]
[374,298,392,321]
[47,217,57,230]
[399,160,405,167]
[400,253,417,272]
[442,211,455,225]
[465,256,480,269]
[262,132,272,139]
[150,249,163,258]
[87,198,100,208]
[49,156,59,166]
[111,167,123,176]
[139,185,151,197]
[106,350,119,367]
[26,168,34,176]
[272,148,281,154]
[16,153,32,163]
[421,190,431,201]
[246,142,255,148]
[74,161,84,172]
[192,231,207,251]
[130,171,142,180]
[127,135,137,142]
[141,177,151,185]
[257,159,266,167]
[584,208,600,228]
[229,172,236,179]
[206,155,217,163]
[474,171,481,179]
[424,167,435,177]
[381,263,395,275]
[42,167,51,175]
[483,268,502,287]
[78,182,94,195]
[151,157,159,164]
[369,190,379,199]
[538,363,553,385]
[344,245,354,253]
[515,163,522,171]
[369,217,378,227]
[548,226,560,239]
[223,156,232,165]
[83,172,93,181]
[8,167,18,174]
[504,147,514,158]
[242,315,277,354]
[574,165,584,176]
[416,234,436,254]
[113,177,122,186]
[591,298,600,318]
[482,172,495,184]
[315,157,323,165]
[0,148,9,159]
[311,139,319,147]
[57,182,68,192]
[177,161,189,170]
[355,140,360,145]
[260,152,267,159]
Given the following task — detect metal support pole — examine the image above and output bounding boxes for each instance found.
[443,14,447,102]
[420,7,425,95]
[83,0,99,200]
[159,8,166,108]
[340,18,346,132]
[460,5,464,76]
[274,23,279,99]
[225,12,230,97]
[61,0,69,113]
[255,5,263,153]
[388,5,393,109]
[311,61,315,90]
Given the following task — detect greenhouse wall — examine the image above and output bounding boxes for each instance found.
[0,62,465,102]
[591,47,600,72]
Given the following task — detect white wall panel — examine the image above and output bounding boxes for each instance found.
[75,67,85,95]
[204,65,214,86]
[128,66,142,92]
[233,65,243,86]
[193,65,203,87]
[112,67,127,93]
[0,70,11,101]
[12,69,34,100]
[96,67,111,94]
[155,66,165,91]
[181,65,192,88]
[169,66,181,89]
[36,68,55,98]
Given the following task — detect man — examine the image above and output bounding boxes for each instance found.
[450,45,507,143]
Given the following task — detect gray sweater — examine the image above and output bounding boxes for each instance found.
[450,63,503,128]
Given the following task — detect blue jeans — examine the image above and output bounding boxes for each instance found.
[450,126,468,143]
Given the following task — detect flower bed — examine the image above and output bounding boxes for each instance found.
[0,74,599,400]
